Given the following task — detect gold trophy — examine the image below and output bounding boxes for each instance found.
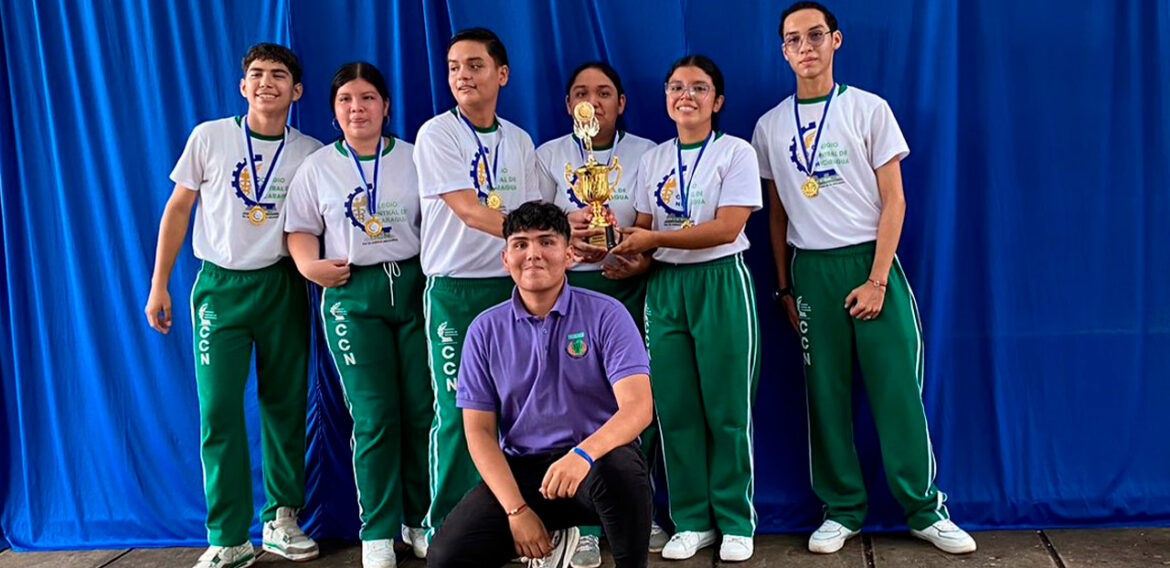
[564,102,622,249]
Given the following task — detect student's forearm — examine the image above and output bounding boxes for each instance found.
[575,383,652,461]
[765,181,792,288]
[653,219,740,250]
[871,196,903,281]
[151,197,194,288]
[463,206,507,238]
[466,424,526,511]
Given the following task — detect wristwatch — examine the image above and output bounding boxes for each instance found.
[773,287,792,302]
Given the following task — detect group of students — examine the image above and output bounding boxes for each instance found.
[144,3,977,568]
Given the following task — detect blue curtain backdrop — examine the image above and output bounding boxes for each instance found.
[1,0,1167,550]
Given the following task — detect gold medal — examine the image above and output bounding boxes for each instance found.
[801,177,819,198]
[363,217,383,238]
[486,191,503,210]
[247,205,268,225]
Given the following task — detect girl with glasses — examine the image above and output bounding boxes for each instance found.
[611,54,761,563]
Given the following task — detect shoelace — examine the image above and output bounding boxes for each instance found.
[578,535,600,553]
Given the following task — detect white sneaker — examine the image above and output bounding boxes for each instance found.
[570,534,601,568]
[529,527,580,568]
[648,521,669,553]
[193,543,255,568]
[401,525,428,558]
[660,530,717,560]
[262,507,319,561]
[911,519,977,554]
[719,535,753,562]
[361,539,396,568]
[808,519,859,554]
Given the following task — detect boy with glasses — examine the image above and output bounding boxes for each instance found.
[751,1,976,555]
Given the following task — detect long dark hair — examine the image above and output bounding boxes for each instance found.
[664,54,725,131]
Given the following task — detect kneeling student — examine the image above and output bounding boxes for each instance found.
[428,202,653,568]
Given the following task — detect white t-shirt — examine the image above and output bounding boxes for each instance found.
[752,85,910,250]
[633,133,762,264]
[170,116,322,270]
[284,138,421,265]
[536,131,657,271]
[414,109,541,277]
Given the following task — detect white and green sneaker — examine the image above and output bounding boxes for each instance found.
[262,507,319,561]
[193,543,255,568]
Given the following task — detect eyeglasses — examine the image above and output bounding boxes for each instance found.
[782,28,834,51]
[664,82,713,98]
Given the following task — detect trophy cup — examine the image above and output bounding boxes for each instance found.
[564,102,622,249]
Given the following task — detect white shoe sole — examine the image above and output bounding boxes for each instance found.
[261,542,320,562]
[808,530,859,554]
[661,537,716,560]
[911,532,977,554]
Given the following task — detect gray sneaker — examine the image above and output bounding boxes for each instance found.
[648,521,668,553]
[570,534,601,568]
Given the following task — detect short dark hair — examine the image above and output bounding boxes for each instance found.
[779,1,838,36]
[664,54,725,130]
[329,61,391,114]
[241,43,303,84]
[565,61,625,97]
[448,27,509,67]
[503,202,571,243]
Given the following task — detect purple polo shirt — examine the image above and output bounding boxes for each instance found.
[456,282,650,456]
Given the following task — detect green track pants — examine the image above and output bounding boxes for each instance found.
[645,254,760,537]
[321,258,432,540]
[191,259,309,546]
[791,241,947,531]
[421,275,515,540]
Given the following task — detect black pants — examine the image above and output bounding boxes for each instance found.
[428,443,651,568]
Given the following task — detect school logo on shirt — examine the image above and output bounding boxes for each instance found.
[566,331,588,358]
[344,187,399,242]
[654,168,694,228]
[788,122,848,188]
[231,156,283,223]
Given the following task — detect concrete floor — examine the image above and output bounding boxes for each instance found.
[1,528,1168,567]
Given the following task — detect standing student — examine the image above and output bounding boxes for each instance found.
[534,61,665,568]
[751,1,976,555]
[413,27,542,549]
[611,54,761,563]
[145,43,321,568]
[284,62,431,568]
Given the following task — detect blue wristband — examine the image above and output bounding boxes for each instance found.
[572,447,594,467]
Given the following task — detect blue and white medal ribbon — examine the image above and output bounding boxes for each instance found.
[673,131,713,227]
[458,111,503,209]
[345,137,386,237]
[241,119,288,225]
[793,84,836,198]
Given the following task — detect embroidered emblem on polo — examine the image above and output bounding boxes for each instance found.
[566,331,588,358]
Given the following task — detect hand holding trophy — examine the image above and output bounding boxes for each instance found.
[564,102,622,249]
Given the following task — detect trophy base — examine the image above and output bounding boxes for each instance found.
[589,226,617,250]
